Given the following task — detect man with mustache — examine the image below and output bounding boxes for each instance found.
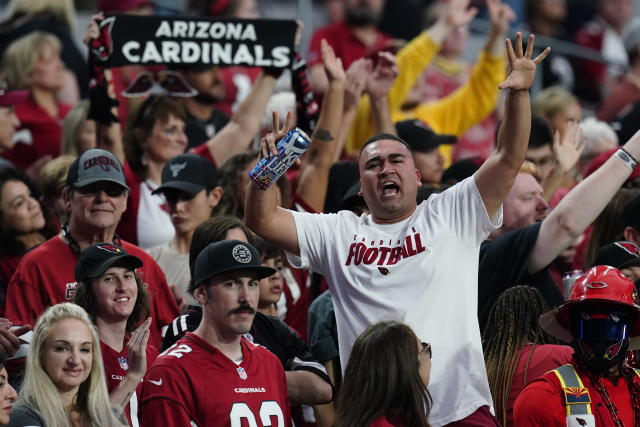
[140,240,293,426]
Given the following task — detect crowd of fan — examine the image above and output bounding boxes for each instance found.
[1,0,640,426]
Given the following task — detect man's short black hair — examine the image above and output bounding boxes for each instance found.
[359,133,413,159]
[529,116,554,149]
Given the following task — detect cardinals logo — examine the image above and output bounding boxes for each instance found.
[90,17,115,63]
[576,418,587,426]
[616,241,640,256]
[378,267,390,275]
[98,243,122,254]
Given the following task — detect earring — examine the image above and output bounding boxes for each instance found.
[141,151,149,166]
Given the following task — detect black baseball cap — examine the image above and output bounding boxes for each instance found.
[593,241,640,270]
[193,240,276,287]
[440,156,484,185]
[66,148,130,190]
[152,153,218,195]
[395,119,457,152]
[75,242,143,283]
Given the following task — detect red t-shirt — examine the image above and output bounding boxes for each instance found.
[101,340,158,426]
[4,236,178,350]
[139,332,292,427]
[307,22,393,70]
[505,344,573,427]
[1,97,71,169]
[514,360,638,427]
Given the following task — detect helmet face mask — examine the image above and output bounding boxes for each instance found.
[571,306,634,372]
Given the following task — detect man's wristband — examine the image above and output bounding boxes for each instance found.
[615,148,639,171]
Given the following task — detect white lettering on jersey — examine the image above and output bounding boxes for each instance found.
[234,387,266,393]
[160,343,193,359]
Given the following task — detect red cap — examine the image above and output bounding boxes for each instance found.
[0,89,28,107]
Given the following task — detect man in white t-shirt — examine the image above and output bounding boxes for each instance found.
[246,26,549,426]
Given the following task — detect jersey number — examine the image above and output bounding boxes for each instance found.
[230,401,284,427]
[159,343,193,359]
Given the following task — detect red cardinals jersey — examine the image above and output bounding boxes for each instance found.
[5,236,179,349]
[101,341,159,427]
[139,332,292,427]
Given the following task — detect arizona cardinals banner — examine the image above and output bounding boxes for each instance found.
[87,15,296,124]
[90,15,297,68]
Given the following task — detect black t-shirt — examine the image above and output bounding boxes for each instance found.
[478,222,564,331]
[184,109,230,149]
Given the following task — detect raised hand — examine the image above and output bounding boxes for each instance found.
[487,0,515,35]
[365,51,399,100]
[260,110,296,159]
[344,58,372,112]
[498,33,550,91]
[443,0,478,30]
[321,39,346,84]
[553,121,586,173]
[83,12,104,45]
[127,317,152,379]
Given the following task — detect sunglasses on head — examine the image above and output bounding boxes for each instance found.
[75,182,126,198]
[420,342,432,359]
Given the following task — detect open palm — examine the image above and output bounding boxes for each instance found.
[499,33,550,91]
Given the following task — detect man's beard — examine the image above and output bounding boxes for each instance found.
[344,6,381,27]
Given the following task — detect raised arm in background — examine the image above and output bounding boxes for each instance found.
[474,33,550,219]
[296,39,346,213]
[529,129,640,273]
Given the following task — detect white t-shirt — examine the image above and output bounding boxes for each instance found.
[137,180,175,249]
[287,177,501,426]
[147,243,194,306]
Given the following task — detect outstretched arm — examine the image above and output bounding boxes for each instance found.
[202,71,277,167]
[474,33,550,219]
[245,111,300,256]
[529,130,640,273]
[296,39,346,213]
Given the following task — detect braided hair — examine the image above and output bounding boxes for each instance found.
[482,286,559,425]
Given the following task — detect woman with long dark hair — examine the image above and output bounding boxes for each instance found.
[0,167,56,309]
[335,320,432,427]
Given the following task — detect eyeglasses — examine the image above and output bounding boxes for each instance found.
[420,342,432,359]
[75,183,127,198]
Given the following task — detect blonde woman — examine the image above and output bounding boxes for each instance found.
[8,303,124,427]
[60,100,96,156]
[0,32,71,170]
[0,0,87,100]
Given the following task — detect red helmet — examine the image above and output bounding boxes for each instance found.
[540,266,640,342]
